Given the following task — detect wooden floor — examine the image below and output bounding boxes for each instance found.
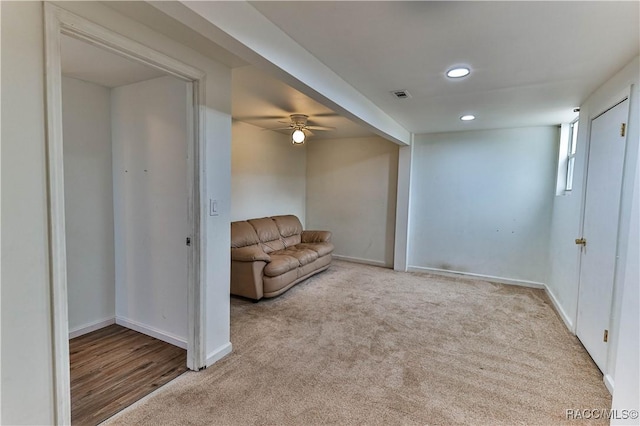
[70,324,187,425]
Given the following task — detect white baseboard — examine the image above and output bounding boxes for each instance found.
[543,285,575,334]
[206,342,233,367]
[116,316,187,349]
[407,265,546,289]
[333,254,391,268]
[604,374,614,395]
[69,317,115,339]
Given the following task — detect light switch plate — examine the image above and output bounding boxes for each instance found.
[209,199,219,216]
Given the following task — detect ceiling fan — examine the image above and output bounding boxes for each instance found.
[267,114,335,144]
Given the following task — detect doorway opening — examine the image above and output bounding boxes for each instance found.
[61,33,192,424]
[45,5,206,424]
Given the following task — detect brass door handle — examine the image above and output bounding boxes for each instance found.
[575,238,586,246]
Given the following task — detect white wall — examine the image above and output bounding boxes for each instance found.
[231,120,306,222]
[62,76,116,336]
[409,127,558,285]
[1,2,233,423]
[1,3,56,423]
[306,136,398,267]
[610,142,639,424]
[111,76,189,347]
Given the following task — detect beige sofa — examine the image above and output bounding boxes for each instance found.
[230,215,334,300]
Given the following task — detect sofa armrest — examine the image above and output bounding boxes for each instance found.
[231,245,271,262]
[231,260,265,300]
[301,230,332,243]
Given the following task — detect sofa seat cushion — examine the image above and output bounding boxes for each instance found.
[297,242,334,257]
[263,254,299,277]
[272,246,319,266]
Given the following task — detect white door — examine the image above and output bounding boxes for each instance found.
[576,98,629,372]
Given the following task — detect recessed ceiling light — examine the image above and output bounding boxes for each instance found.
[460,115,475,121]
[447,67,471,78]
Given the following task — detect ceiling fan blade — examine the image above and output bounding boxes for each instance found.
[262,126,294,131]
[277,120,293,125]
[306,125,335,131]
[313,112,341,118]
[234,115,288,121]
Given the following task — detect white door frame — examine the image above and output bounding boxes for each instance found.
[44,4,207,424]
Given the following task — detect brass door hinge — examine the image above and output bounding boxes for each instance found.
[604,329,609,343]
[575,238,587,246]
[621,123,626,137]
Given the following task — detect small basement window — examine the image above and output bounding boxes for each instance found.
[556,117,579,195]
[565,119,579,191]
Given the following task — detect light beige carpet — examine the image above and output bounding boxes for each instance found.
[105,260,610,425]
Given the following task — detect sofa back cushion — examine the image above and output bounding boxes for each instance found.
[231,215,305,252]
[273,215,303,247]
[248,217,285,253]
[231,221,260,248]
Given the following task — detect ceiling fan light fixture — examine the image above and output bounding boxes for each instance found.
[292,128,306,144]
[446,67,471,78]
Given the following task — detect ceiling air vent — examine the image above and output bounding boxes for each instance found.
[391,90,411,99]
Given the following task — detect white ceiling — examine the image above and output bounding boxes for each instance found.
[60,34,166,88]
[59,32,371,139]
[232,66,375,139]
[102,1,247,69]
[63,1,639,139]
[250,1,640,133]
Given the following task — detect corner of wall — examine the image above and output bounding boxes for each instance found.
[544,285,575,333]
[206,342,233,367]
